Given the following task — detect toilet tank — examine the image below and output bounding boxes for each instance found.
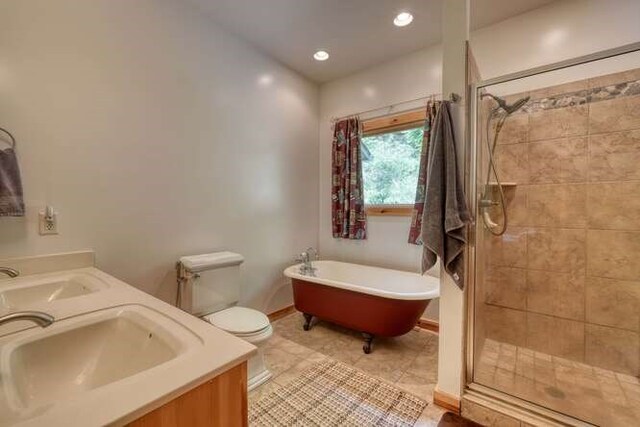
[179,252,244,317]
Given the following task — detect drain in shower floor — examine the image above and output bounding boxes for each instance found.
[544,386,566,399]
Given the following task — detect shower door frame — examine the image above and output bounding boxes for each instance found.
[464,41,640,424]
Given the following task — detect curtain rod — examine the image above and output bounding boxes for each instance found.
[331,92,461,123]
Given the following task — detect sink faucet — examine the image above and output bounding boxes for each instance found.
[0,311,55,328]
[0,267,19,278]
[296,247,318,276]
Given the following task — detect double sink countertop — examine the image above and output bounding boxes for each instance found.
[0,251,256,427]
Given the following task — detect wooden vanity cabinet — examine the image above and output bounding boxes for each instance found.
[127,362,248,427]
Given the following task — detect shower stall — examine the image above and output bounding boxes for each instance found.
[467,43,640,426]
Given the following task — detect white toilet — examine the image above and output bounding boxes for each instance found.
[178,252,273,391]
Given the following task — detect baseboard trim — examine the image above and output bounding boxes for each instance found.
[433,388,461,414]
[267,305,296,322]
[416,318,439,334]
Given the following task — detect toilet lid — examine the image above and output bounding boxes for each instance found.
[205,307,270,335]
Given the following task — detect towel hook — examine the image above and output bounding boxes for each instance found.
[0,127,16,150]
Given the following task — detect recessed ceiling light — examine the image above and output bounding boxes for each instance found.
[313,50,329,61]
[394,12,413,27]
[257,74,274,87]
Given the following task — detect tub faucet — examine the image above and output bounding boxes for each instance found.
[0,311,55,328]
[296,248,318,276]
[0,267,19,278]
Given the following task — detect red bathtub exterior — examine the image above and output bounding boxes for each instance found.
[291,278,430,337]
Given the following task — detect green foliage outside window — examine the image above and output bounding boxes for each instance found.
[362,127,423,205]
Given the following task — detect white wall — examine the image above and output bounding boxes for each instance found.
[318,48,443,320]
[0,0,319,313]
[472,0,640,97]
[437,0,470,401]
[470,0,640,81]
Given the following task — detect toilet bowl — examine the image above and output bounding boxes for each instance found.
[202,306,273,391]
[177,251,273,391]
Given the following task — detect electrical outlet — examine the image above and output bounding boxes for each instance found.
[39,210,58,235]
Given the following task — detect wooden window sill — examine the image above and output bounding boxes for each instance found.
[362,109,426,135]
[366,205,413,217]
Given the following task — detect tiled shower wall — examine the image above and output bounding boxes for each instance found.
[481,68,640,377]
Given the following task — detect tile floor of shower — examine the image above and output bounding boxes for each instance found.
[249,312,448,426]
[475,339,640,426]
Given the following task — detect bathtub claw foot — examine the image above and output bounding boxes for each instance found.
[302,313,313,331]
[362,333,374,354]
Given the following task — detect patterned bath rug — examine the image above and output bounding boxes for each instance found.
[249,359,427,426]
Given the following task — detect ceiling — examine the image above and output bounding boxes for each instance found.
[189,0,558,83]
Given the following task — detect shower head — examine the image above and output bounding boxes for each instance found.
[507,96,530,113]
[483,92,530,114]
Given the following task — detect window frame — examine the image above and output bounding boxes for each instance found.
[361,109,426,217]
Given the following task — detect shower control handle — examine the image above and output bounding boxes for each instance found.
[478,199,499,208]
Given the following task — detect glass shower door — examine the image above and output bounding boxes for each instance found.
[471,48,640,426]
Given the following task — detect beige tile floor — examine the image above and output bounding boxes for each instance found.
[249,312,447,426]
[475,338,640,426]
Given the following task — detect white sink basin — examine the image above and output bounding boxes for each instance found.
[0,273,107,311]
[1,305,200,411]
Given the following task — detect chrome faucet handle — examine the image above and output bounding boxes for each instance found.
[0,267,19,278]
[305,247,319,260]
[478,199,499,208]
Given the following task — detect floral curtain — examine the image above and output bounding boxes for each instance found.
[408,101,440,244]
[331,117,367,240]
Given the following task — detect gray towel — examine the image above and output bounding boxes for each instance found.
[0,147,25,217]
[420,101,471,288]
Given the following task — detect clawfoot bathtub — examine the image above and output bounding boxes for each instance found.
[284,261,440,353]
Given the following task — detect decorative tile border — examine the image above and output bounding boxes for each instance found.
[506,78,640,114]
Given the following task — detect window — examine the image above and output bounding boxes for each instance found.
[361,110,425,216]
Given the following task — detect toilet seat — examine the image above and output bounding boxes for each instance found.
[203,306,270,336]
